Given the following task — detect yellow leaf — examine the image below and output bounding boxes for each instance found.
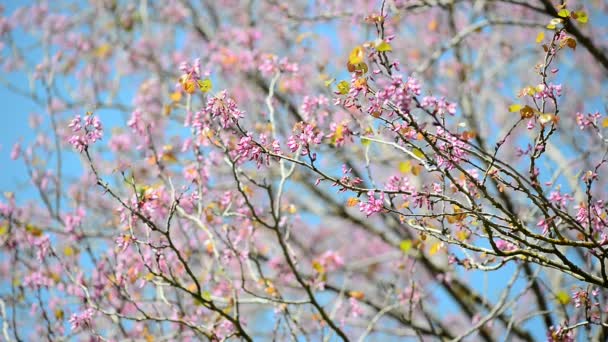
[411,164,422,176]
[400,240,413,253]
[429,242,442,256]
[349,291,365,300]
[456,230,469,241]
[601,117,608,128]
[170,91,182,102]
[324,78,335,88]
[202,290,212,301]
[412,148,424,159]
[508,104,523,112]
[539,113,558,125]
[574,11,588,23]
[183,80,196,94]
[399,160,412,174]
[287,204,297,214]
[336,80,350,95]
[63,246,75,257]
[198,79,212,93]
[163,104,172,116]
[535,31,545,44]
[94,44,112,58]
[547,18,563,30]
[361,137,371,146]
[520,105,535,119]
[556,290,570,305]
[346,197,360,207]
[0,224,7,236]
[557,9,570,18]
[332,124,344,144]
[312,260,325,274]
[376,41,392,52]
[25,224,42,236]
[349,46,365,65]
[564,37,576,50]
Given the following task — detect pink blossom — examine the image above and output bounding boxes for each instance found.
[205,90,244,128]
[359,191,385,217]
[69,308,95,331]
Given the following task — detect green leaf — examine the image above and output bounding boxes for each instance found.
[202,291,212,302]
[557,9,570,18]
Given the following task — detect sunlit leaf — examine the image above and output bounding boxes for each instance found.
[336,80,350,95]
[399,160,412,174]
[547,18,563,30]
[198,79,212,93]
[346,197,360,207]
[25,224,42,236]
[183,80,196,94]
[349,291,365,300]
[400,239,413,253]
[573,11,588,23]
[520,105,535,119]
[63,246,75,256]
[376,41,392,52]
[564,37,576,50]
[539,113,558,125]
[556,290,570,305]
[170,91,182,102]
[557,9,570,18]
[429,242,442,256]
[312,260,325,274]
[349,45,365,65]
[535,31,545,44]
[456,230,469,241]
[94,44,112,58]
[412,147,424,159]
[411,164,422,176]
[508,104,523,112]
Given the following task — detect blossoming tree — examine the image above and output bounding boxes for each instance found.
[1,0,608,340]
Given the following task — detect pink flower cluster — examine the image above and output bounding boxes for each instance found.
[67,114,103,152]
[435,127,467,170]
[258,54,299,77]
[69,308,95,331]
[204,90,244,128]
[420,96,457,116]
[235,133,280,167]
[359,190,385,217]
[574,200,607,233]
[495,239,517,252]
[368,75,421,117]
[576,111,601,130]
[287,122,323,155]
[300,95,329,121]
